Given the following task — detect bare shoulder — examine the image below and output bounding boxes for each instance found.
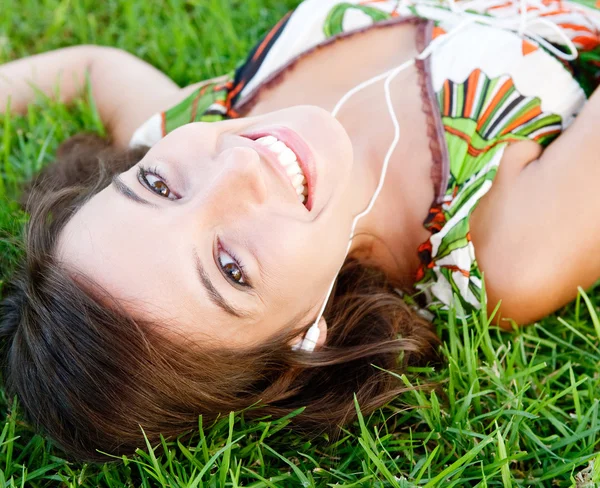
[470,90,600,327]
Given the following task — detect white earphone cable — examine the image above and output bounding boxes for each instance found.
[295,0,580,351]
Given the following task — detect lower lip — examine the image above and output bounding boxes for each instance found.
[240,126,316,211]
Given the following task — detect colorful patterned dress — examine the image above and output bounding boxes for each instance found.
[129,0,600,322]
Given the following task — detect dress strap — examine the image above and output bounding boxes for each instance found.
[226,10,294,117]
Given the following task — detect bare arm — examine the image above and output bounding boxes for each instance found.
[0,45,226,147]
[470,87,600,327]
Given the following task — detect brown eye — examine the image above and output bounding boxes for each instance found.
[149,176,169,195]
[138,168,178,200]
[145,174,173,198]
[218,250,246,285]
[223,262,242,282]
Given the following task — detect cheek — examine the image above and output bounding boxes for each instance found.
[254,222,348,305]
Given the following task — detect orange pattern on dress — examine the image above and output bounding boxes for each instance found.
[489,1,513,9]
[522,39,539,55]
[464,69,481,118]
[252,12,291,61]
[190,92,203,121]
[443,79,451,115]
[427,207,446,233]
[160,112,167,137]
[444,125,522,156]
[500,106,542,135]
[443,265,471,277]
[559,22,596,31]
[432,26,447,38]
[476,79,513,131]
[572,35,600,49]
[226,80,245,104]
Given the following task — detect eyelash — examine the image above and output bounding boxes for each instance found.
[137,165,178,199]
[217,239,251,288]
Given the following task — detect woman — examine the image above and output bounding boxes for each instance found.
[1,0,599,461]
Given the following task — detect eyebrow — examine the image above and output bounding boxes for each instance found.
[111,175,156,207]
[194,251,251,319]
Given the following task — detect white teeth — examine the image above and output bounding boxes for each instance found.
[269,141,287,154]
[291,173,304,187]
[257,136,277,145]
[254,134,309,206]
[278,147,297,165]
[285,164,301,177]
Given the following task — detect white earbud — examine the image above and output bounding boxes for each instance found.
[291,322,321,352]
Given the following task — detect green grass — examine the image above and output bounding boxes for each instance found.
[1,0,600,486]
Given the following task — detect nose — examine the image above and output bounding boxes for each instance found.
[211,146,268,207]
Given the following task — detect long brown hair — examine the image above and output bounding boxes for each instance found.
[0,134,439,462]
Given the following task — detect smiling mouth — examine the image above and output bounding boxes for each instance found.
[254,135,308,200]
[240,127,315,211]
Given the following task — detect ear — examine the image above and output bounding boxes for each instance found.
[291,317,328,352]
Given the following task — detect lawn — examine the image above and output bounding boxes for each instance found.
[1,0,600,486]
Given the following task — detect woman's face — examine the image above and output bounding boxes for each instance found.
[58,105,362,347]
